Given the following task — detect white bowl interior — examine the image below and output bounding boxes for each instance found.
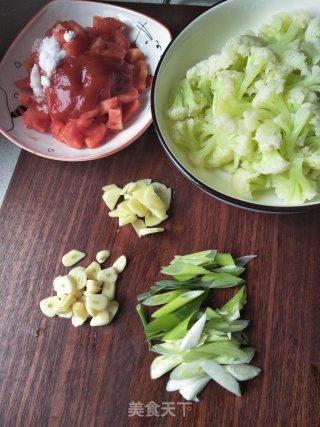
[154,0,320,209]
[0,0,171,161]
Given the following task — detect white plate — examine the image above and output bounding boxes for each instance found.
[0,0,171,161]
[153,0,320,212]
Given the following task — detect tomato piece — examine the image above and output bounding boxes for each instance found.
[85,27,98,41]
[63,37,87,56]
[90,36,108,52]
[93,17,127,35]
[122,99,140,124]
[18,94,33,108]
[117,86,139,104]
[57,120,85,148]
[125,48,145,64]
[100,49,125,67]
[15,77,31,91]
[107,108,123,131]
[100,97,118,114]
[84,122,107,148]
[146,74,153,88]
[133,60,148,93]
[23,54,35,73]
[76,107,101,129]
[110,61,133,95]
[22,104,51,133]
[45,20,64,37]
[109,30,130,52]
[51,119,65,139]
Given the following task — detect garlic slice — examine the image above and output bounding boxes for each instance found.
[62,249,86,267]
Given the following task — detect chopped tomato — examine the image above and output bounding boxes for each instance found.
[107,108,123,131]
[122,99,140,124]
[117,86,139,104]
[57,121,85,148]
[84,122,107,148]
[125,48,145,64]
[100,97,118,114]
[51,119,65,139]
[90,36,107,52]
[76,107,101,129]
[22,104,51,133]
[133,60,148,93]
[16,16,150,149]
[109,30,130,52]
[100,49,125,67]
[18,94,33,108]
[15,77,31,91]
[93,17,127,35]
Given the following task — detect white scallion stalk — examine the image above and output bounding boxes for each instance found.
[170,361,205,380]
[202,360,241,397]
[179,313,207,350]
[150,354,182,379]
[166,373,207,392]
[225,364,261,381]
[178,375,211,402]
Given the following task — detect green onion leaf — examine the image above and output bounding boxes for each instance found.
[151,290,205,318]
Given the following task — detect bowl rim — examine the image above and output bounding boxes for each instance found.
[151,0,320,214]
[0,0,172,162]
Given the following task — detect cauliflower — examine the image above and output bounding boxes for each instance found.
[231,168,269,199]
[272,158,317,204]
[254,120,282,152]
[252,150,290,175]
[167,11,320,204]
[167,78,207,121]
[259,12,310,55]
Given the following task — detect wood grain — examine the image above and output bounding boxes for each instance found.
[0,3,320,427]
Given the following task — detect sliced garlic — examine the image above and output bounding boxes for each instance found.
[90,310,111,326]
[85,261,101,280]
[58,311,72,319]
[96,250,110,264]
[56,294,77,314]
[62,249,86,267]
[112,255,127,273]
[86,280,102,294]
[101,282,116,299]
[72,301,88,321]
[97,267,118,283]
[86,294,109,311]
[85,301,100,317]
[72,314,86,327]
[69,266,87,289]
[40,296,59,317]
[53,275,77,295]
[108,300,120,321]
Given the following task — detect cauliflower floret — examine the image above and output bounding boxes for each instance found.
[272,157,316,204]
[259,11,310,55]
[231,168,268,199]
[167,78,207,121]
[254,120,282,152]
[252,150,290,175]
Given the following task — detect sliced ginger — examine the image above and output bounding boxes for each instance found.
[102,179,171,237]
